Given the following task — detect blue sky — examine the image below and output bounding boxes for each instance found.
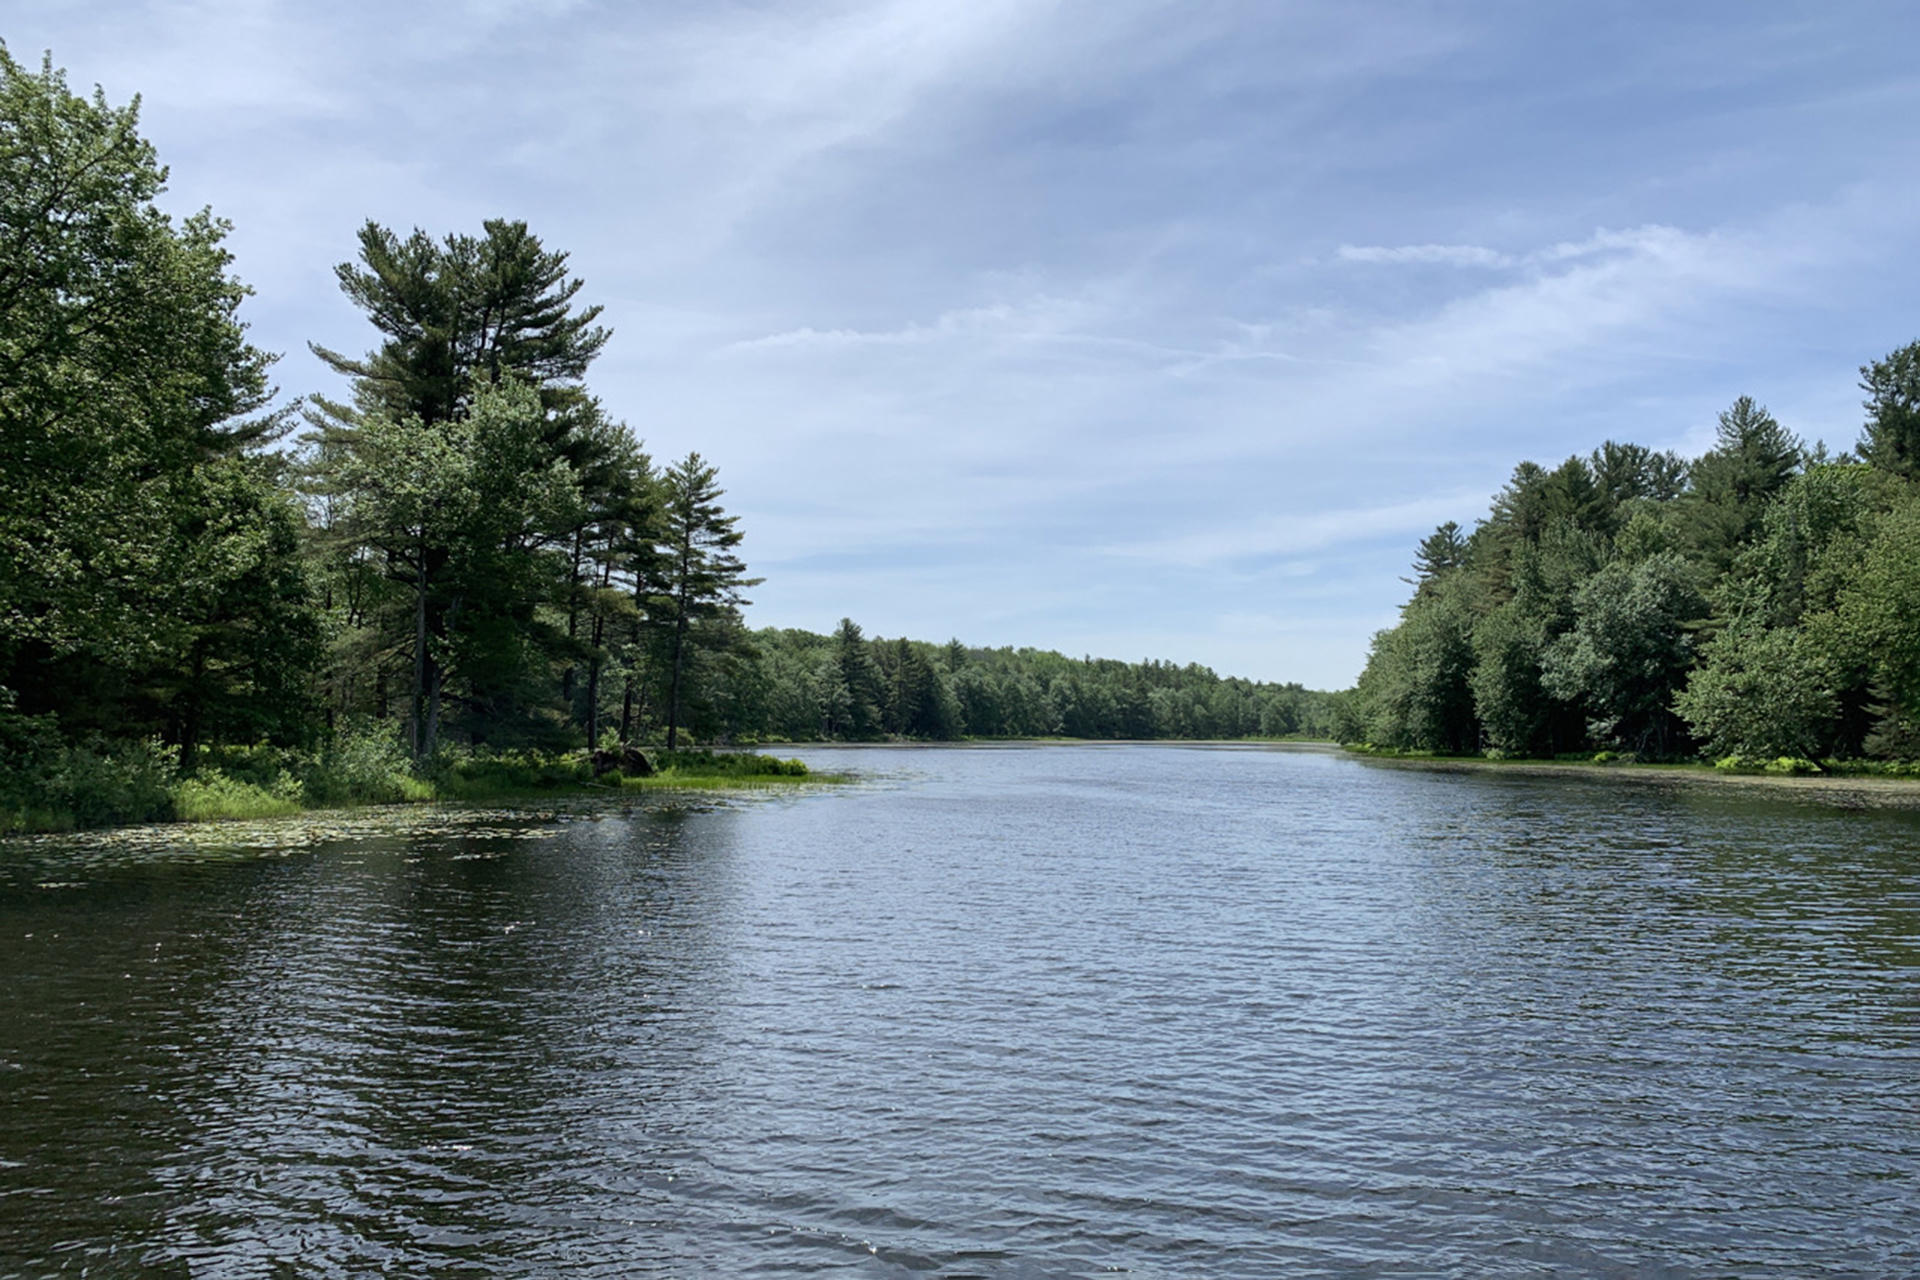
[10,1,1920,687]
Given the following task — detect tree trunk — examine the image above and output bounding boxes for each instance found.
[424,652,443,761]
[410,535,428,760]
[176,644,206,775]
[665,541,694,750]
[586,609,606,749]
[562,528,583,710]
[666,612,689,750]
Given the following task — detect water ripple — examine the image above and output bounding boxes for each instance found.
[2,745,1917,1276]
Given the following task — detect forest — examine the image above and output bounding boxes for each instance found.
[1354,362,1920,771]
[0,50,1335,830]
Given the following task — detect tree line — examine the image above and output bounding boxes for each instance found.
[0,49,757,819]
[1354,354,1920,767]
[712,620,1342,743]
[0,49,1334,826]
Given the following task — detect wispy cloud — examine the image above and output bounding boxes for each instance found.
[1101,490,1493,570]
[1338,243,1512,267]
[730,301,1061,351]
[12,0,1920,687]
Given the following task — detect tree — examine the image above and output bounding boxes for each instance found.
[1676,623,1839,761]
[303,218,644,754]
[1470,602,1557,756]
[1407,521,1468,595]
[324,379,583,759]
[1590,440,1687,508]
[308,218,608,430]
[1355,585,1478,753]
[1831,494,1920,738]
[1680,396,1803,576]
[1541,552,1707,756]
[1858,340,1920,478]
[646,454,760,750]
[828,618,884,738]
[0,46,311,748]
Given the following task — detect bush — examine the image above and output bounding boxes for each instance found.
[300,721,421,805]
[0,711,179,831]
[654,750,809,777]
[1717,753,1820,775]
[433,750,595,799]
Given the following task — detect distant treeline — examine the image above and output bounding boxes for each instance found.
[720,621,1343,743]
[1354,346,1920,766]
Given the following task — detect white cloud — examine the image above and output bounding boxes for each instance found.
[13,0,1920,690]
[730,302,1047,351]
[1337,242,1512,267]
[1099,491,1491,570]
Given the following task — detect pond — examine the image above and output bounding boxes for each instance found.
[3,744,1917,1277]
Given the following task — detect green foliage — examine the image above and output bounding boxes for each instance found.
[1356,587,1478,753]
[301,216,645,760]
[828,618,885,738]
[431,750,595,799]
[729,625,1340,744]
[654,750,809,777]
[1353,368,1920,764]
[174,772,304,822]
[309,218,609,428]
[1469,602,1558,756]
[1678,397,1803,576]
[1858,340,1920,478]
[0,709,178,831]
[1,47,314,755]
[1539,552,1706,755]
[645,453,761,750]
[1832,496,1920,730]
[1677,624,1840,760]
[296,722,426,805]
[1408,521,1468,595]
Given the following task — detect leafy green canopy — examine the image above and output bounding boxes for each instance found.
[0,46,315,756]
[1355,345,1920,764]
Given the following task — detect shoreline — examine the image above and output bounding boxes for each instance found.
[3,767,847,840]
[1349,751,1920,811]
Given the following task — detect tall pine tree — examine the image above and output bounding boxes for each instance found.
[646,454,760,750]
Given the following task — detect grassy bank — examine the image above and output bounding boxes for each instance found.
[1,732,833,835]
[1342,744,1920,809]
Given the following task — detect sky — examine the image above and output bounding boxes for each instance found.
[9,1,1920,688]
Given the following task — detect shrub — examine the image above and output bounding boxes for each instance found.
[433,750,594,799]
[300,721,419,805]
[655,750,809,777]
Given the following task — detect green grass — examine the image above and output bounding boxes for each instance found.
[173,773,306,821]
[1,735,842,835]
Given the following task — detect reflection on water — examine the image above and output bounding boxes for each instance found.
[3,748,1918,1277]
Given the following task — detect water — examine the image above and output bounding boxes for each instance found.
[3,744,1918,1277]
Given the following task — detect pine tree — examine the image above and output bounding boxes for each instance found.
[307,218,608,429]
[646,454,760,750]
[302,219,639,755]
[1859,341,1920,478]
